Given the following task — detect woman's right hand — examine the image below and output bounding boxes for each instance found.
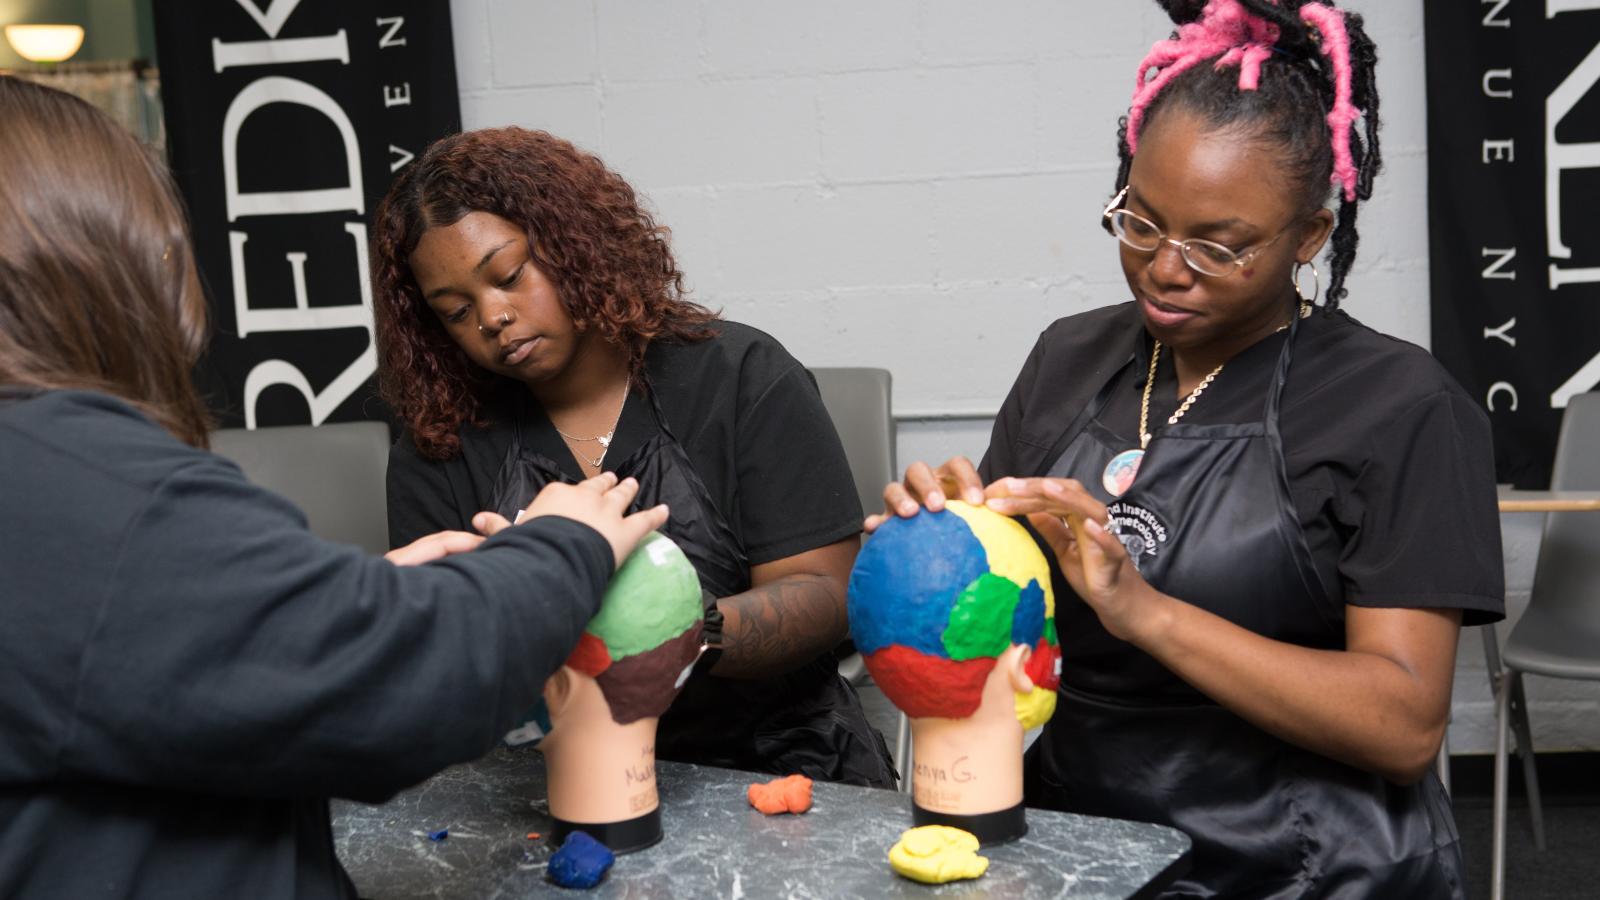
[472,473,668,569]
[864,456,987,533]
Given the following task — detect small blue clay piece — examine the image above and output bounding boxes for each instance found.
[548,831,616,889]
[426,829,448,842]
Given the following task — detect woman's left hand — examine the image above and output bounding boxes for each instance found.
[385,530,486,566]
[985,477,1169,644]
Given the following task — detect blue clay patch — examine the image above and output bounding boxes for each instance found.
[548,831,615,889]
[848,510,988,657]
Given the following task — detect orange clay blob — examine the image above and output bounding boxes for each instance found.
[746,774,814,815]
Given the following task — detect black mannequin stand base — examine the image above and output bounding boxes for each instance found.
[912,801,1027,847]
[550,808,662,855]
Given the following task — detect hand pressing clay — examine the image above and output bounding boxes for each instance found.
[746,774,814,815]
[888,825,989,885]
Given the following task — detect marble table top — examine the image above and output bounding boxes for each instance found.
[333,747,1190,899]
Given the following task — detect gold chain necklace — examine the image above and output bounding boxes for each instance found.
[1101,303,1304,498]
[1138,343,1224,449]
[553,380,629,469]
[1101,343,1225,498]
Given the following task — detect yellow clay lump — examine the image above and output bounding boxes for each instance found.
[888,825,990,884]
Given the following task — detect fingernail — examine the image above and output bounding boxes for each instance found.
[899,501,917,516]
[1006,478,1024,491]
[928,490,945,506]
[966,490,984,504]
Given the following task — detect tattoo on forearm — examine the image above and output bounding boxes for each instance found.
[716,574,849,679]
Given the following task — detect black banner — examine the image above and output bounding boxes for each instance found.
[1425,1,1600,488]
[154,1,459,428]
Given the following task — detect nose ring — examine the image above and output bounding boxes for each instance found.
[478,310,512,335]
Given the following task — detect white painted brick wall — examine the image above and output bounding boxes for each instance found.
[822,66,1038,181]
[488,0,597,87]
[702,0,922,76]
[452,0,1432,418]
[447,0,1600,753]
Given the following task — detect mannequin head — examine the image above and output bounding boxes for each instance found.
[539,532,702,852]
[550,531,704,725]
[848,501,1060,841]
[849,501,1060,727]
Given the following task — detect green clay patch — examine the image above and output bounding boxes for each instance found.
[589,532,703,660]
[1044,618,1058,647]
[941,573,1021,661]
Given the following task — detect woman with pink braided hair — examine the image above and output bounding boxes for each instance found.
[871,1,1499,895]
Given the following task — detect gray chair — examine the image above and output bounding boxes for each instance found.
[809,367,896,518]
[1491,392,1600,900]
[811,366,895,686]
[809,367,913,786]
[210,420,392,556]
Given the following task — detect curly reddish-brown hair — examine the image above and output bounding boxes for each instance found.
[372,127,718,459]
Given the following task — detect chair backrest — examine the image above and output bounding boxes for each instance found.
[1530,392,1600,622]
[809,367,895,517]
[209,420,392,555]
[1550,392,1600,489]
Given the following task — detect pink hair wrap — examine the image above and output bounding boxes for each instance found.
[1298,3,1360,201]
[1125,1,1280,154]
[1125,1,1362,202]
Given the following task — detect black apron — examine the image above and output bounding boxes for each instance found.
[1024,317,1465,899]
[490,379,895,788]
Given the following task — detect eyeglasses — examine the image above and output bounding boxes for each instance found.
[1100,186,1293,278]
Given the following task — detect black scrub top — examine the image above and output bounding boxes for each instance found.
[983,302,1505,631]
[388,321,889,782]
[389,321,863,572]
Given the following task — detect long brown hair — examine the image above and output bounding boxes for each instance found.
[0,76,210,446]
[372,127,719,460]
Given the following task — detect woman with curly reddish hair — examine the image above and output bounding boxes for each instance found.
[374,127,895,787]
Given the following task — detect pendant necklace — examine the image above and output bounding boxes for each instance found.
[554,379,630,469]
[1103,303,1306,496]
[1101,343,1224,498]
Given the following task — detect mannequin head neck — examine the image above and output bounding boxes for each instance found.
[848,501,1063,845]
[534,532,703,852]
[907,642,1035,816]
[540,666,662,827]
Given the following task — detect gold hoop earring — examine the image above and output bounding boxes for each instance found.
[1292,261,1321,306]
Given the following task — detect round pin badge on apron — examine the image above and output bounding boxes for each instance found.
[1101,342,1224,498]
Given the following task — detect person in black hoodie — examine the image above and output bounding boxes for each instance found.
[0,75,665,900]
